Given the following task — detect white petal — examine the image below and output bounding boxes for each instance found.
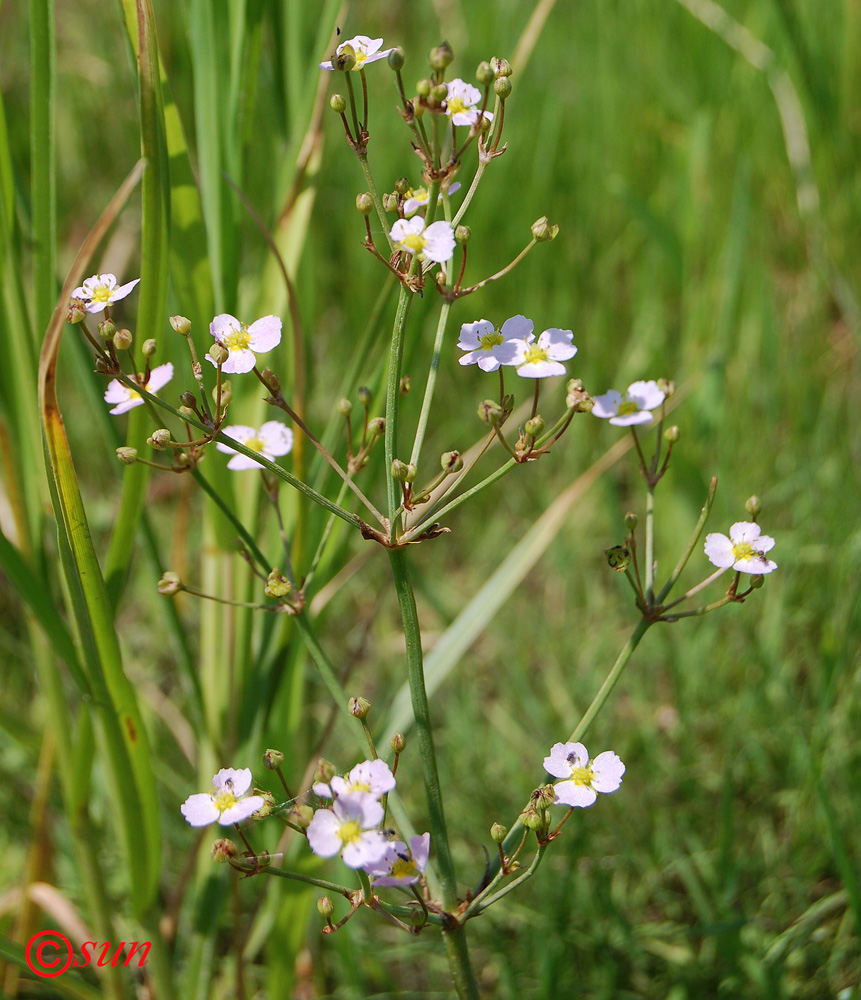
[181,793,219,827]
[500,315,534,342]
[210,313,242,341]
[145,362,174,394]
[554,781,597,808]
[221,349,257,374]
[704,533,735,568]
[457,319,494,350]
[213,767,253,796]
[626,379,665,411]
[590,751,626,792]
[591,390,623,419]
[307,810,342,857]
[729,522,761,544]
[258,421,294,457]
[219,796,264,825]
[609,411,656,427]
[247,315,282,353]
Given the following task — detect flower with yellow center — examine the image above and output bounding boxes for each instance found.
[319,35,392,71]
[180,768,265,827]
[104,363,174,416]
[403,181,461,217]
[216,421,294,471]
[306,793,388,869]
[544,742,626,808]
[508,326,577,379]
[365,833,430,887]
[458,315,531,372]
[444,78,494,127]
[314,759,396,800]
[390,216,456,264]
[72,273,140,314]
[704,521,777,575]
[592,380,666,426]
[206,313,282,374]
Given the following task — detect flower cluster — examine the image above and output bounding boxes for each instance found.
[458,315,576,379]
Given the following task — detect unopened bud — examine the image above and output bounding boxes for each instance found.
[333,45,356,72]
[260,368,280,393]
[475,61,494,86]
[338,397,353,416]
[664,425,680,444]
[265,568,291,599]
[477,114,492,133]
[605,544,631,572]
[531,216,559,242]
[429,40,454,70]
[493,77,512,100]
[367,416,385,438]
[441,450,463,474]
[525,415,544,438]
[313,759,337,786]
[387,47,405,71]
[329,93,347,114]
[208,342,228,365]
[750,574,765,589]
[745,495,762,519]
[391,733,407,755]
[455,225,471,244]
[533,784,556,811]
[391,459,417,484]
[565,378,592,411]
[518,803,547,833]
[490,822,507,843]
[179,391,198,409]
[416,78,431,98]
[349,696,371,718]
[383,191,399,212]
[142,338,157,357]
[430,83,448,106]
[501,393,515,413]
[491,56,513,78]
[213,380,233,407]
[358,385,373,407]
[657,377,676,398]
[624,512,638,532]
[148,428,171,450]
[478,399,504,426]
[290,803,314,829]
[356,192,373,215]
[157,571,182,595]
[395,176,411,196]
[170,315,192,336]
[318,896,335,919]
[113,328,133,350]
[263,749,285,770]
[99,319,117,340]
[178,406,196,421]
[116,447,138,465]
[211,839,238,863]
[67,300,86,324]
[175,449,194,467]
[252,789,276,819]
[399,375,411,395]
[94,357,112,374]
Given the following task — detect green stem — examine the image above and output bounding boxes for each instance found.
[384,285,415,540]
[409,299,451,469]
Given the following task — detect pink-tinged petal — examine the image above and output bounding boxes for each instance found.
[210,314,242,341]
[516,359,567,379]
[421,221,456,263]
[591,751,626,792]
[313,782,333,798]
[258,422,294,458]
[591,390,623,419]
[754,534,776,554]
[500,315,534,342]
[247,315,282,353]
[342,830,389,869]
[410,833,430,871]
[219,795,265,825]
[729,521,761,544]
[111,277,140,302]
[457,319,494,351]
[609,410,655,427]
[227,454,264,470]
[734,555,778,575]
[537,328,577,362]
[626,379,665,411]
[349,759,396,796]
[181,793,219,827]
[146,362,174,394]
[544,742,587,778]
[307,809,342,857]
[363,842,402,878]
[334,792,383,828]
[554,780,598,808]
[221,348,257,374]
[213,767,253,796]
[704,533,735,568]
[391,217,423,243]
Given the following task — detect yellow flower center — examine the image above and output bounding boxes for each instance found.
[390,856,418,880]
[213,781,238,814]
[401,232,426,254]
[567,765,594,786]
[731,540,756,561]
[448,97,467,115]
[347,780,372,793]
[223,324,250,352]
[353,50,368,67]
[617,399,640,416]
[521,344,548,365]
[409,186,429,205]
[90,284,114,303]
[338,820,362,844]
[478,329,504,350]
[245,436,264,454]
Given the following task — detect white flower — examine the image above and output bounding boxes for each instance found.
[313,759,396,800]
[403,182,461,217]
[592,380,665,426]
[319,35,392,71]
[216,421,294,471]
[457,315,530,372]
[444,78,494,127]
[103,363,174,416]
[364,833,430,887]
[507,327,577,379]
[704,521,777,575]
[543,742,625,808]
[306,793,389,869]
[71,273,140,314]
[390,217,456,264]
[206,313,282,375]
[180,768,265,827]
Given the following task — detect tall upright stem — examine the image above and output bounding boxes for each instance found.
[384,285,414,541]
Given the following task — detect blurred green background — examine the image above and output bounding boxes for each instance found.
[1,0,859,997]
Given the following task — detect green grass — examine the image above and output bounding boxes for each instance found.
[1,0,859,997]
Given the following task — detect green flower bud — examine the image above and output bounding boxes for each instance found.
[211,838,238,863]
[338,397,353,416]
[367,416,385,438]
[157,571,182,595]
[109,329,130,351]
[475,61,494,86]
[493,77,512,100]
[624,511,638,531]
[263,749,285,770]
[142,338,157,357]
[388,47,405,71]
[356,192,374,215]
[400,375,411,395]
[518,803,548,833]
[430,83,448,106]
[455,225,471,244]
[330,93,347,114]
[477,114,492,133]
[313,758,337,786]
[657,377,676,398]
[170,315,192,336]
[565,378,592,412]
[391,459,417,483]
[664,425,680,444]
[490,822,507,843]
[99,319,117,340]
[525,415,544,437]
[317,896,335,919]
[533,784,556,811]
[213,380,232,407]
[174,450,194,467]
[416,78,431,98]
[391,732,407,755]
[429,40,454,70]
[208,342,229,365]
[67,300,86,324]
[491,56,513,78]
[358,385,373,407]
[148,428,171,450]
[531,216,559,242]
[116,447,138,465]
[746,495,762,518]
[178,406,196,421]
[349,696,372,718]
[395,176,411,196]
[334,44,356,72]
[478,399,504,426]
[260,368,280,393]
[290,803,314,829]
[750,574,765,589]
[252,789,276,819]
[179,391,198,409]
[605,544,631,572]
[265,568,291,599]
[441,450,463,474]
[383,191,399,212]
